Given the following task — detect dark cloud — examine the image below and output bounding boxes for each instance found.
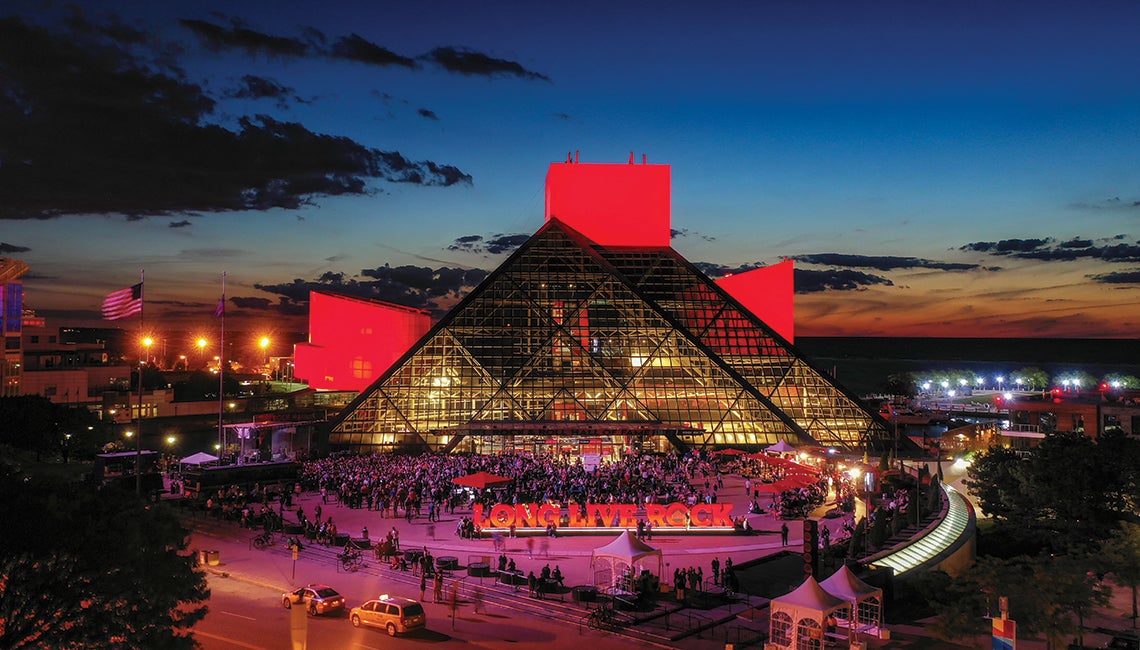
[0,17,471,220]
[168,220,192,228]
[230,296,273,310]
[253,264,489,318]
[1068,197,1140,211]
[423,47,550,81]
[961,237,1140,263]
[417,108,439,120]
[960,238,1053,254]
[694,261,891,293]
[447,233,528,255]
[180,18,549,83]
[225,75,307,109]
[670,228,716,242]
[792,253,979,272]
[0,242,31,253]
[792,268,894,293]
[330,33,416,68]
[691,262,761,278]
[1089,270,1140,285]
[178,18,312,57]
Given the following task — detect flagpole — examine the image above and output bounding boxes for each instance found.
[135,269,145,496]
[218,272,225,464]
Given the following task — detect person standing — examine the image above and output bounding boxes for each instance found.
[433,572,444,603]
[711,557,721,586]
[420,572,427,602]
[780,522,789,545]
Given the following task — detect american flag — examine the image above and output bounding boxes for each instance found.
[102,283,143,320]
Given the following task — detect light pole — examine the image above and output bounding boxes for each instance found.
[259,336,271,379]
[136,336,154,495]
[196,337,208,367]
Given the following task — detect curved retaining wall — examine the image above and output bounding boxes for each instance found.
[861,483,976,578]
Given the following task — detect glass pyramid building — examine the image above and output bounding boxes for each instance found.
[330,218,896,457]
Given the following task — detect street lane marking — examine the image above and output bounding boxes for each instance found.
[220,610,257,621]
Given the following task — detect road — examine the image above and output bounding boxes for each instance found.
[194,571,645,650]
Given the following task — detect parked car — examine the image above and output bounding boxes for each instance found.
[282,584,345,616]
[349,595,426,636]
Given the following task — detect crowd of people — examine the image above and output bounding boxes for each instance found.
[298,450,720,522]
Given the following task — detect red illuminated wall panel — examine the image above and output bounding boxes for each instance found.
[715,260,795,343]
[293,291,431,391]
[545,161,671,247]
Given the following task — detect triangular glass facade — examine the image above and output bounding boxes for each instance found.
[331,220,894,455]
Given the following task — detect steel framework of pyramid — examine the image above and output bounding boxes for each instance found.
[331,218,897,455]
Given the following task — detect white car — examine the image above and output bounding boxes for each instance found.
[282,584,345,616]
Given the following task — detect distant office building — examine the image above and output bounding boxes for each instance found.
[330,159,893,456]
[0,258,28,396]
[21,320,131,407]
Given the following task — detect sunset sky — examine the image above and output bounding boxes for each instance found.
[3,0,1140,342]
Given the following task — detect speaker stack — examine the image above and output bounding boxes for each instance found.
[802,519,819,578]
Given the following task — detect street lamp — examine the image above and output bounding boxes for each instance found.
[258,336,271,377]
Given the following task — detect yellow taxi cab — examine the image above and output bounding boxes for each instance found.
[348,594,426,636]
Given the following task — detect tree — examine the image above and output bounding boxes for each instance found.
[1013,367,1049,391]
[1100,522,1140,627]
[881,372,916,397]
[965,433,1140,554]
[0,475,209,648]
[964,445,1034,522]
[1049,554,1111,649]
[1103,373,1140,390]
[922,555,1108,648]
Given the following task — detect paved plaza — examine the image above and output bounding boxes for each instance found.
[184,464,1137,649]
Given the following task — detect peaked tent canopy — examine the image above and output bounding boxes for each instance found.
[180,451,218,466]
[765,439,797,453]
[451,471,513,489]
[768,576,848,649]
[590,530,663,589]
[819,565,884,631]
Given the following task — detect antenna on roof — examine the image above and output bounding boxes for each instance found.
[629,151,634,164]
[575,150,579,163]
[567,152,572,163]
[642,154,647,164]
